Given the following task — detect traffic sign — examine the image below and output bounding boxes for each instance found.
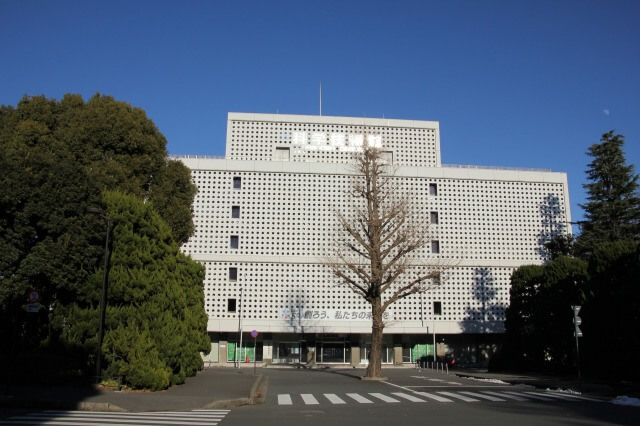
[250,330,258,338]
[26,304,41,313]
[571,305,583,338]
[28,290,40,303]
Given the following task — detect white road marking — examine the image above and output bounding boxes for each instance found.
[528,391,578,401]
[369,392,401,403]
[437,391,480,402]
[459,391,506,401]
[346,393,374,403]
[301,393,320,405]
[414,391,454,402]
[278,394,293,405]
[4,410,229,425]
[545,392,603,402]
[482,391,529,401]
[504,391,553,401]
[324,393,347,404]
[392,392,427,402]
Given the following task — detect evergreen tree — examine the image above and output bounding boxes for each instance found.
[498,257,587,372]
[60,191,209,389]
[578,131,640,251]
[582,240,640,381]
[0,95,202,385]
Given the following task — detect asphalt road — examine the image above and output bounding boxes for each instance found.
[2,368,637,425]
[224,367,639,426]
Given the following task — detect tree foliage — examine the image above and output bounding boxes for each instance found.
[577,130,639,251]
[0,94,204,387]
[58,192,209,389]
[581,240,640,380]
[497,130,639,380]
[498,257,587,372]
[326,146,444,378]
[0,94,196,244]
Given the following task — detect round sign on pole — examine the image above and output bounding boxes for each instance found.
[28,290,40,303]
[250,330,258,338]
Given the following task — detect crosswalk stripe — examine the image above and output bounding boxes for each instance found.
[324,393,347,404]
[459,391,505,401]
[301,393,320,405]
[526,391,582,401]
[273,390,604,407]
[545,392,603,402]
[25,420,216,426]
[482,391,529,401]
[437,391,480,402]
[504,391,553,401]
[28,411,228,419]
[414,391,454,402]
[369,392,401,403]
[346,393,374,403]
[392,392,427,402]
[4,410,228,426]
[278,394,293,405]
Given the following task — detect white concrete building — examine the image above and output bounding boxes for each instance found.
[178,113,571,366]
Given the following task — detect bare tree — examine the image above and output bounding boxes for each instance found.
[326,145,446,379]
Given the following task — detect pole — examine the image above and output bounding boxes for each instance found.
[575,328,581,388]
[420,292,424,328]
[95,217,112,383]
[238,287,243,368]
[253,336,257,375]
[433,317,436,363]
[319,81,322,116]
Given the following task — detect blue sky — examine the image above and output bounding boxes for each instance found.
[1,0,638,226]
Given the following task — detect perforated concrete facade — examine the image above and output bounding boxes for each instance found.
[179,113,571,364]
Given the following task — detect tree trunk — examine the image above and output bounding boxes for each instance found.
[365,298,384,378]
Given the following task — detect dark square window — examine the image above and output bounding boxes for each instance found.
[430,211,439,224]
[431,240,440,254]
[229,267,238,281]
[227,298,237,312]
[232,205,240,218]
[230,235,239,249]
[233,176,241,189]
[434,301,442,316]
[429,183,438,196]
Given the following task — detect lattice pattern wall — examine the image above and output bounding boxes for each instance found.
[182,171,567,262]
[201,262,513,323]
[226,118,439,167]
[181,169,568,324]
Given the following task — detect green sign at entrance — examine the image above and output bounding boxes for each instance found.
[227,342,255,362]
[411,343,434,361]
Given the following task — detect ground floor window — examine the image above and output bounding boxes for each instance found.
[360,343,393,364]
[274,341,307,364]
[402,343,435,362]
[227,341,263,362]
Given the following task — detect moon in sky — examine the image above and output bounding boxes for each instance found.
[603,109,610,116]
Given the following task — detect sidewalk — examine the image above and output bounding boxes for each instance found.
[452,368,640,398]
[0,367,267,412]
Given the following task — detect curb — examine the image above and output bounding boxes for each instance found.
[203,374,269,409]
[250,374,268,404]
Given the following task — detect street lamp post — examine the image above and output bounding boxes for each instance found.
[87,207,112,383]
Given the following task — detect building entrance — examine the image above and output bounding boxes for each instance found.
[316,341,350,363]
[360,343,393,364]
[274,341,308,364]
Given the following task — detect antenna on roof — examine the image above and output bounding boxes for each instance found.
[319,81,323,116]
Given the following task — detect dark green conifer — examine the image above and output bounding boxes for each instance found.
[578,131,639,251]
